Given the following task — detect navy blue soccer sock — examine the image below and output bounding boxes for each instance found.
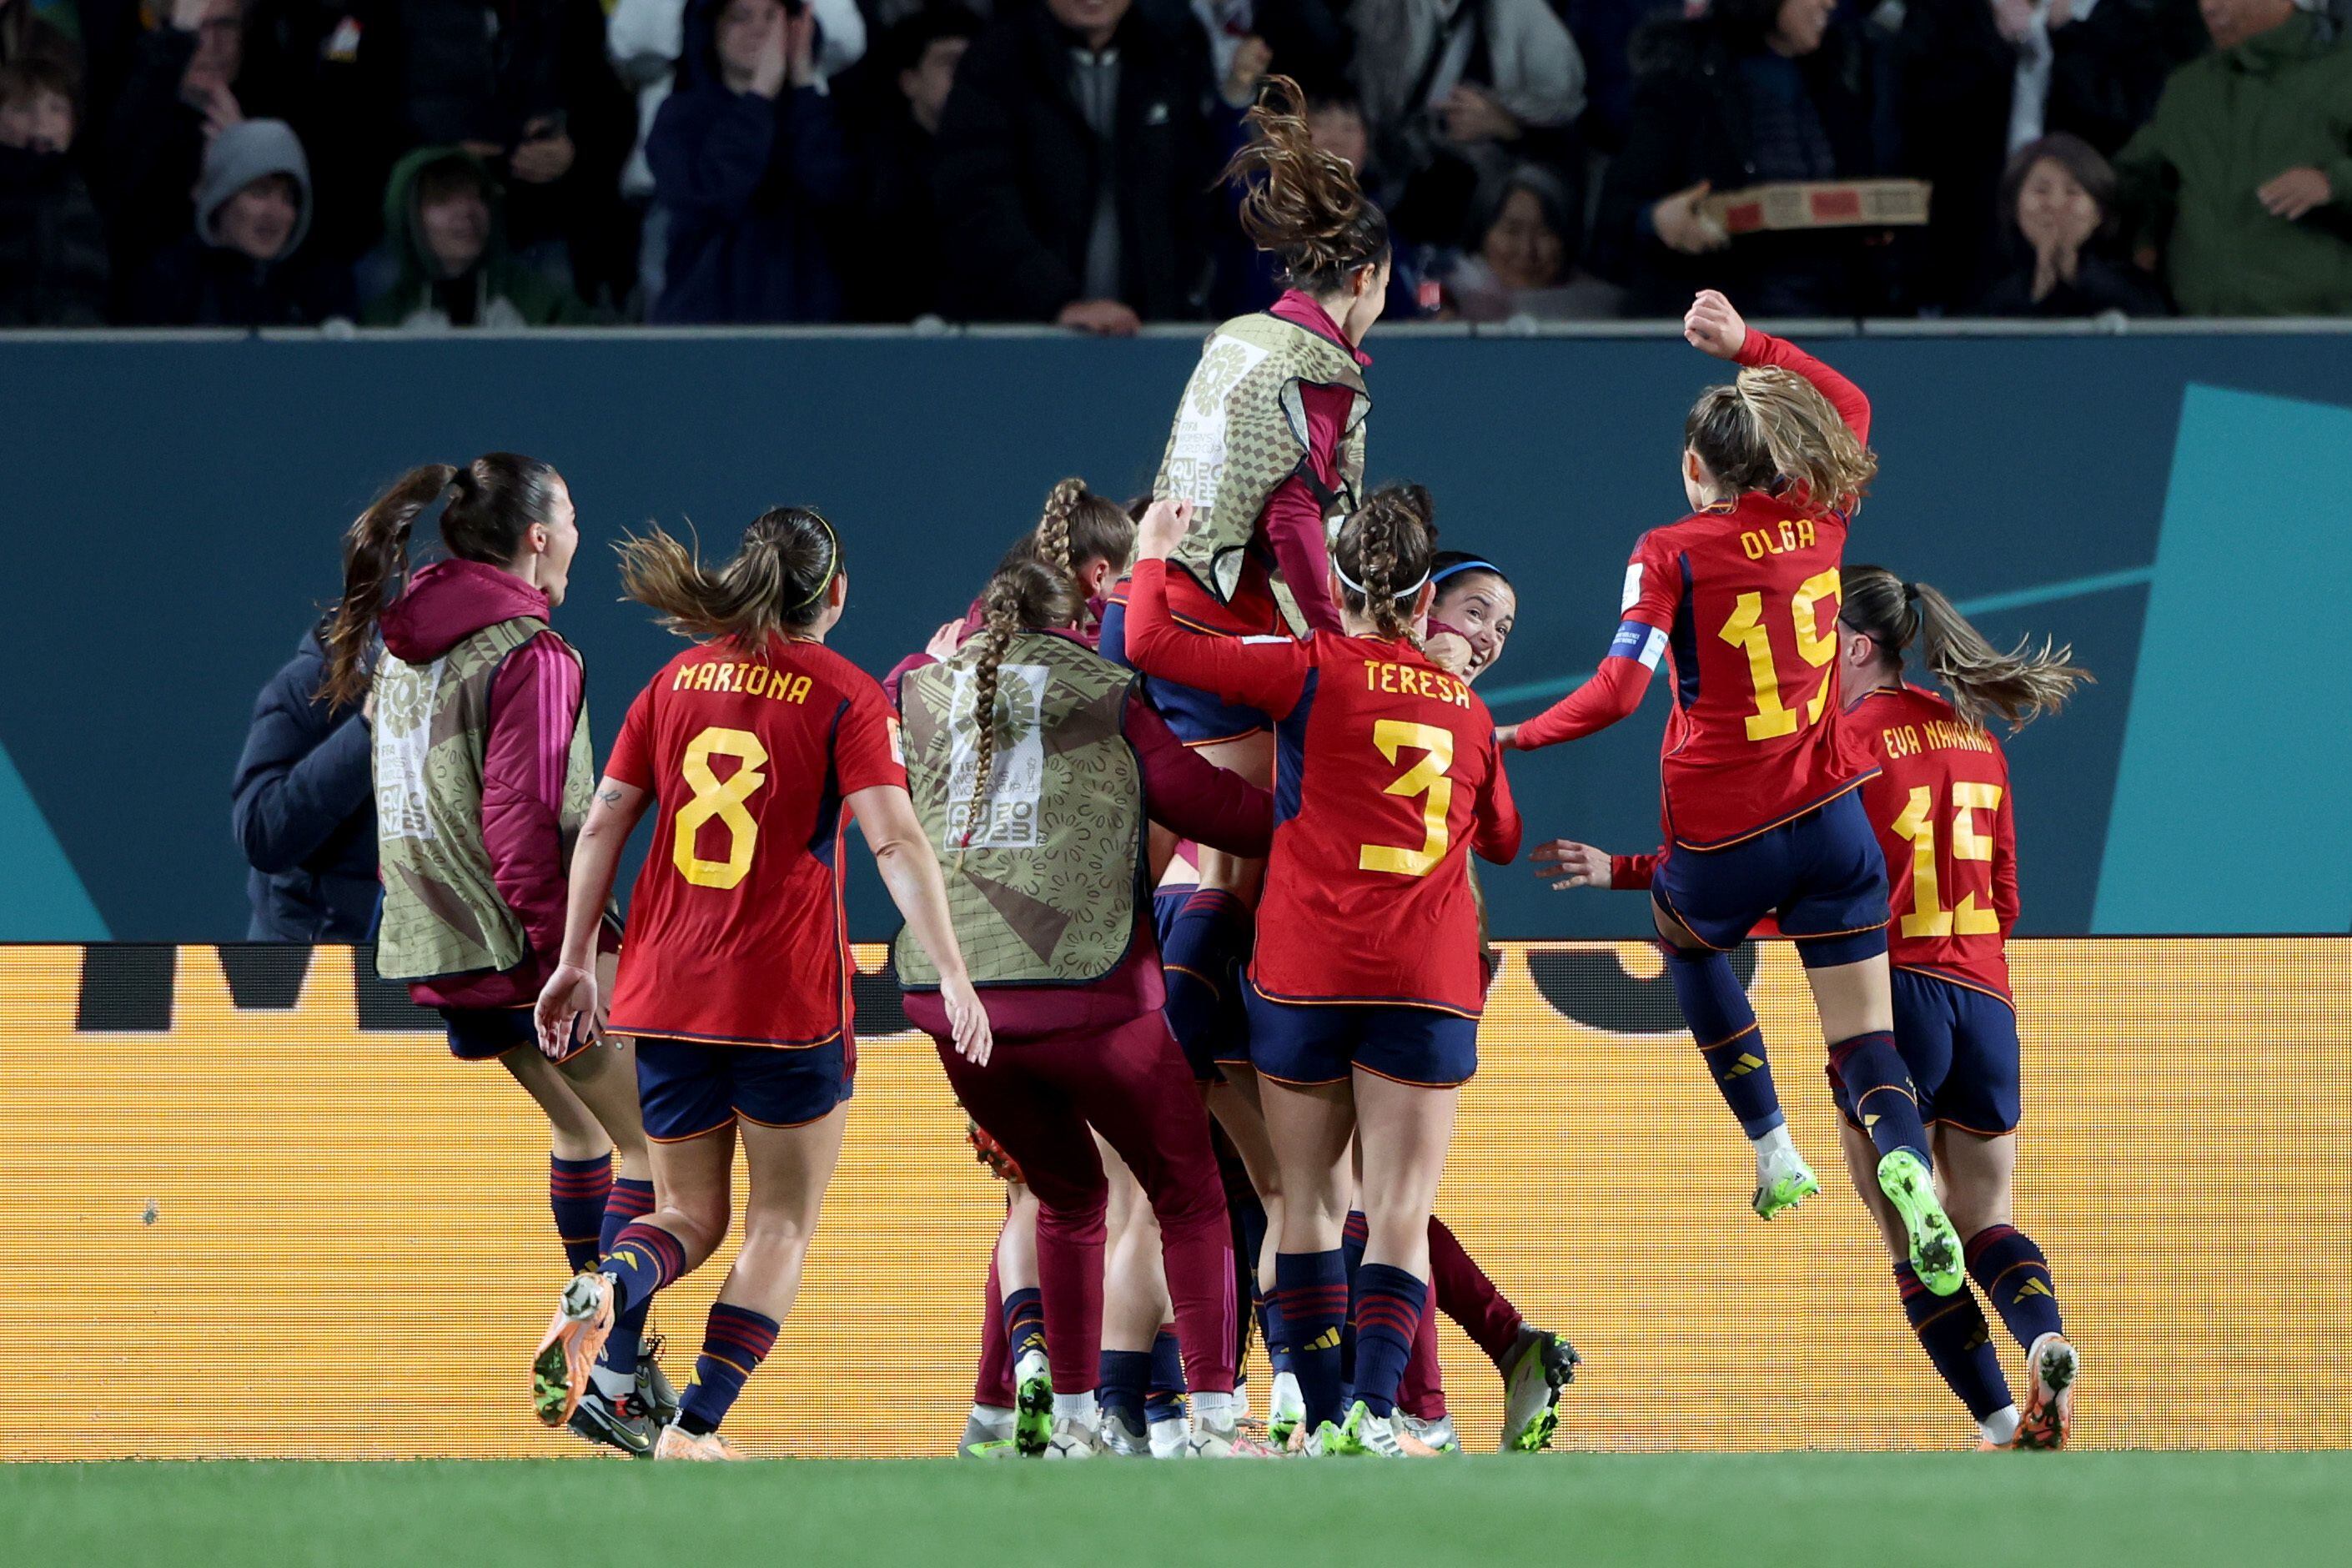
[676,1302,779,1435]
[1896,1262,2012,1422]
[598,1177,656,1379]
[1349,1264,1428,1420]
[548,1153,611,1274]
[1830,1031,1931,1163]
[1338,1211,1369,1385]
[1145,1329,1187,1425]
[1966,1225,2066,1351]
[601,1222,686,1317]
[1663,945,1785,1138]
[1272,1250,1349,1431]
[1003,1287,1048,1369]
[1098,1349,1150,1434]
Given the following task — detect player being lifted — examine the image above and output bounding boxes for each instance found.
[532,506,989,1460]
[1542,568,2089,1447]
[1510,292,1967,1298]
[1123,488,1523,1456]
[320,455,670,1455]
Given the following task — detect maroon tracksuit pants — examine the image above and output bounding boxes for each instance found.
[931,1009,1238,1398]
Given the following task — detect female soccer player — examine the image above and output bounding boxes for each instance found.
[530,506,990,1461]
[1836,567,2088,1448]
[319,455,668,1456]
[897,550,1277,1458]
[1538,569,2089,1449]
[1507,290,1968,1299]
[1123,489,1523,1457]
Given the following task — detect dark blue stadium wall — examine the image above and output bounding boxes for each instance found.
[3,329,2347,940]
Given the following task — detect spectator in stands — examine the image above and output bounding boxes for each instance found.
[1,0,76,73]
[842,4,978,321]
[364,145,591,327]
[1349,0,1586,248]
[0,53,109,325]
[2116,0,2352,316]
[1186,0,1349,107]
[1893,0,2209,311]
[611,0,865,304]
[131,118,355,324]
[231,621,379,942]
[1565,0,1676,153]
[1441,162,1621,319]
[646,0,852,323]
[932,0,1219,331]
[97,0,247,283]
[1977,132,2168,316]
[1595,0,1900,318]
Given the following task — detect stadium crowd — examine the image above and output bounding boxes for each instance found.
[4,0,2350,329]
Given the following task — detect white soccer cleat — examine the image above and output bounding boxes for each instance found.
[1266,1370,1308,1450]
[1394,1412,1460,1455]
[1042,1416,1104,1458]
[1146,1415,1190,1459]
[1499,1327,1583,1453]
[1751,1129,1822,1220]
[655,1424,746,1460]
[1099,1405,1150,1456]
[958,1403,1018,1459]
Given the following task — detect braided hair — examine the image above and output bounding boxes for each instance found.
[1331,483,1436,641]
[959,557,1084,848]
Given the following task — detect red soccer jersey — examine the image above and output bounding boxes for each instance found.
[604,634,907,1048]
[1123,560,1522,1016]
[1848,684,2018,1001]
[1618,494,1880,849]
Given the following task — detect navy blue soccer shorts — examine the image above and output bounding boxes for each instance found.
[1159,886,1252,1083]
[1829,968,2022,1137]
[1243,982,1479,1089]
[635,1036,853,1143]
[1653,789,1891,967]
[1098,590,1271,746]
[441,1005,591,1065]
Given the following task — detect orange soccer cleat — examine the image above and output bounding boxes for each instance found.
[531,1271,615,1428]
[2015,1335,2078,1450]
[656,1425,748,1460]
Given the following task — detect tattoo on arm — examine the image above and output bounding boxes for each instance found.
[596,787,623,807]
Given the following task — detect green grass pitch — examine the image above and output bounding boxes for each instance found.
[8,1455,2348,1567]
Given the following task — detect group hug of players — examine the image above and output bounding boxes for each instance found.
[324,78,2088,1462]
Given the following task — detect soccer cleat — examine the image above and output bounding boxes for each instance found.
[1013,1350,1053,1458]
[1146,1415,1190,1459]
[566,1387,655,1457]
[958,1405,1017,1459]
[1395,1413,1460,1455]
[1499,1327,1582,1453]
[532,1271,615,1428]
[1301,1421,1343,1457]
[1876,1148,1964,1295]
[1320,1400,1406,1458]
[635,1333,681,1429]
[1752,1141,1822,1220]
[655,1424,745,1460]
[1266,1370,1307,1451]
[1185,1420,1279,1458]
[1099,1405,1150,1456]
[2016,1335,2078,1450]
[1042,1416,1103,1458]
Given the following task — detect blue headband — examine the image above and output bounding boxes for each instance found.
[1430,559,1504,588]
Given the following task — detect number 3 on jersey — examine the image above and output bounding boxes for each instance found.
[1359,720,1455,877]
[675,726,768,889]
[1718,568,1841,741]
[1891,781,2002,937]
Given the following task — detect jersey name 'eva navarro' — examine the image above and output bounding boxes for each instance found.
[603,633,907,1048]
[1849,683,2018,1001]
[1122,560,1523,1016]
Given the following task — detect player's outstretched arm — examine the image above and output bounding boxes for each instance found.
[1686,289,1871,443]
[1530,839,1656,891]
[850,782,993,1065]
[536,776,651,1059]
[1122,498,1310,717]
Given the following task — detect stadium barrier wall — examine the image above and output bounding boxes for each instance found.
[1,330,2349,944]
[9,937,2346,1460]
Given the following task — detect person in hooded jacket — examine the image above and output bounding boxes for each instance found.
[645,0,852,323]
[230,621,379,942]
[363,143,592,328]
[132,118,354,324]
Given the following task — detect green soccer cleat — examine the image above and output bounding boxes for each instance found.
[1013,1350,1053,1458]
[1499,1328,1582,1453]
[1878,1148,1964,1294]
[1266,1371,1305,1451]
[1321,1400,1405,1458]
[1752,1139,1822,1220]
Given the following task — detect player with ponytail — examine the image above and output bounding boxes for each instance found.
[1121,486,1522,1457]
[331,455,666,1457]
[1512,292,1973,1320]
[894,550,1278,1458]
[533,506,989,1460]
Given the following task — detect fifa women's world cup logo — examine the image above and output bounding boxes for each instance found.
[946,665,1048,850]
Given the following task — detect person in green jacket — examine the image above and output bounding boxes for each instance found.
[363,146,593,329]
[2114,0,2352,317]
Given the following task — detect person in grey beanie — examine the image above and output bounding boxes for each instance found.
[130,117,354,325]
